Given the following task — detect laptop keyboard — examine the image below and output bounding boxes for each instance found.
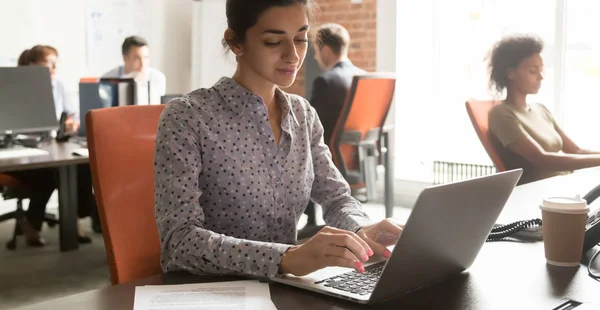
[314,264,384,295]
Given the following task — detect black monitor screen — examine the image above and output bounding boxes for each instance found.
[78,81,118,137]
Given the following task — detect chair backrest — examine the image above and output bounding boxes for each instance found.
[0,173,27,199]
[80,77,99,83]
[86,105,165,284]
[0,173,23,189]
[330,73,396,181]
[465,100,506,172]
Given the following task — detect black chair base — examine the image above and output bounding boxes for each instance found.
[0,201,59,250]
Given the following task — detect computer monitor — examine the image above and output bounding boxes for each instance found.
[99,78,136,107]
[0,67,58,134]
[78,81,117,138]
[160,94,182,104]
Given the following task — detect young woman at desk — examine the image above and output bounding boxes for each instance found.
[154,0,403,278]
[10,45,97,246]
[488,36,600,185]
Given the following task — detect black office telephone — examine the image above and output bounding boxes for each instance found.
[486,185,600,254]
[56,112,70,142]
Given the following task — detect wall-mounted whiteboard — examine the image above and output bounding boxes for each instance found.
[85,0,152,74]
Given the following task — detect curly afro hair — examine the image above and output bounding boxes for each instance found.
[488,35,544,93]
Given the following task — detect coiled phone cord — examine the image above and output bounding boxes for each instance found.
[486,218,542,241]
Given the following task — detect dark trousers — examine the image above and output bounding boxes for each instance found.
[9,164,97,231]
[9,168,57,231]
[76,164,96,219]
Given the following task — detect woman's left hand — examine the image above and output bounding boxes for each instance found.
[357,219,403,258]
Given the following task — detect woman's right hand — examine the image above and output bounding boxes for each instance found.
[65,114,80,133]
[279,226,374,276]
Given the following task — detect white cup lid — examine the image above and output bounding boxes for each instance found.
[539,195,589,214]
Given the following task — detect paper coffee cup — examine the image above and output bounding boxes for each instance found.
[539,196,589,267]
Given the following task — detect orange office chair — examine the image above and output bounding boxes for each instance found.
[0,174,29,250]
[86,105,165,284]
[79,77,99,83]
[330,73,395,192]
[465,100,507,172]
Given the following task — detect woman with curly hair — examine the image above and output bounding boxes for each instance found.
[488,35,600,184]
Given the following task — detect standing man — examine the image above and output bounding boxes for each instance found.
[102,36,167,98]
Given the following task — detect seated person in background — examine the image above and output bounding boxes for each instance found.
[305,23,366,226]
[155,0,403,278]
[11,45,100,245]
[310,23,366,146]
[18,45,79,132]
[102,36,167,97]
[488,35,600,185]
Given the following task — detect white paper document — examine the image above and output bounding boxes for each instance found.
[133,280,277,310]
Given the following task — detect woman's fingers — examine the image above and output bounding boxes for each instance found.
[327,233,371,262]
[322,256,364,273]
[324,245,364,273]
[360,233,390,258]
[380,219,403,238]
[321,227,373,260]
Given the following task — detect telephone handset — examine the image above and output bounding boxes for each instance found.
[56,112,70,142]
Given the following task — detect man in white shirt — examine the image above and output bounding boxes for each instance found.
[102,36,167,99]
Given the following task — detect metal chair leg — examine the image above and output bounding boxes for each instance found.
[6,199,25,250]
[6,215,20,250]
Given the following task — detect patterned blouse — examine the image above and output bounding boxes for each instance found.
[154,77,371,278]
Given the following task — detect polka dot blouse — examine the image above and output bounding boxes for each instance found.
[154,77,371,278]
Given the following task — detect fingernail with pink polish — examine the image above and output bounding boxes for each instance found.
[363,255,369,262]
[384,250,391,258]
[367,249,374,256]
[355,262,363,271]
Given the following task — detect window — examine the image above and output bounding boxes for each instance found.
[562,0,600,150]
[393,0,590,182]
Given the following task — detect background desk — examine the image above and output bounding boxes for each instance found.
[18,169,600,309]
[0,141,88,251]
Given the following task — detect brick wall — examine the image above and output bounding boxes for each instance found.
[286,0,378,97]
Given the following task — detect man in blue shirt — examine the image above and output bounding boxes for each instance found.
[102,36,167,99]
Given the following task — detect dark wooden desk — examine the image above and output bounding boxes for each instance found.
[0,141,88,251]
[18,169,600,309]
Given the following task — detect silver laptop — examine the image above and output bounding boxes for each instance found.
[272,169,523,304]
